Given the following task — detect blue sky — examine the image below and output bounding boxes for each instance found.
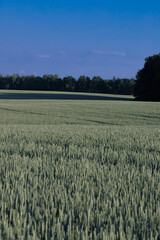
[0,0,160,78]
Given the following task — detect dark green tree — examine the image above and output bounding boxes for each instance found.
[76,75,91,92]
[63,76,76,91]
[90,76,105,93]
[134,53,160,101]
[11,74,21,89]
[0,74,5,89]
[50,74,62,91]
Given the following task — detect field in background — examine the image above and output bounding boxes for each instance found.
[0,90,133,100]
[0,91,160,239]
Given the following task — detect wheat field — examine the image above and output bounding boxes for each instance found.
[0,91,160,239]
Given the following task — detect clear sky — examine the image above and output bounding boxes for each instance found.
[0,0,160,79]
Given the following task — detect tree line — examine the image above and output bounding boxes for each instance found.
[133,53,160,101]
[0,74,135,95]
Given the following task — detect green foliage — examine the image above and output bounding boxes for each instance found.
[89,76,105,93]
[134,53,160,101]
[0,74,135,95]
[77,76,91,92]
[0,93,160,239]
[63,76,76,91]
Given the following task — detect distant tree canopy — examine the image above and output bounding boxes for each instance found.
[134,53,160,101]
[0,74,135,95]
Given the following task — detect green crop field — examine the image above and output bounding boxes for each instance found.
[0,90,160,240]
